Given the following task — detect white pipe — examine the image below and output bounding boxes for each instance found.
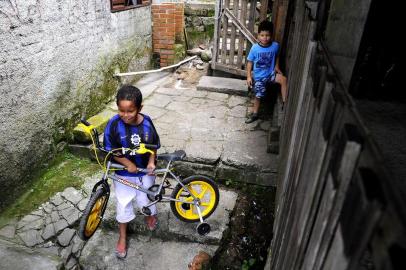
[114,55,198,77]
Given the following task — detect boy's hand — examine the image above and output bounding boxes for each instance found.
[127,163,138,173]
[247,76,253,88]
[147,162,156,175]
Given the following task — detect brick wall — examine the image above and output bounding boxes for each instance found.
[152,2,184,67]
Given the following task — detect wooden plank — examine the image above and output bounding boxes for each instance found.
[245,0,257,56]
[260,0,269,21]
[221,0,230,64]
[272,35,317,270]
[228,0,239,66]
[236,0,248,68]
[247,0,256,33]
[211,0,223,68]
[314,137,362,270]
[214,62,248,77]
[224,8,256,44]
[303,173,336,270]
[323,224,349,270]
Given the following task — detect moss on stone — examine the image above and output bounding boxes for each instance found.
[0,151,100,227]
[51,39,150,145]
[186,24,215,48]
[0,38,151,216]
[174,43,186,63]
[207,9,215,17]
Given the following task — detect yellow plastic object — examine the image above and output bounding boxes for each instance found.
[134,144,155,155]
[73,110,117,142]
[78,123,95,135]
[173,180,217,220]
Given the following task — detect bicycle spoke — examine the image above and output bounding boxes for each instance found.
[198,185,208,199]
[188,186,199,197]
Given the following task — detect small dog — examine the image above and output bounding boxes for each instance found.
[188,251,211,270]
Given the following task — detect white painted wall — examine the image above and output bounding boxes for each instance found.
[0,0,152,210]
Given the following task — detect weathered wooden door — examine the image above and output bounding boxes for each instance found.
[212,0,269,77]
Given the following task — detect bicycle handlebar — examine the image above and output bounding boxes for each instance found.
[80,117,91,126]
[110,162,152,173]
[143,144,158,150]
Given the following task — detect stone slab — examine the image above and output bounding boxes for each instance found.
[80,231,218,270]
[0,239,62,270]
[197,76,248,96]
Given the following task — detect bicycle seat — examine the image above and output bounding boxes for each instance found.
[157,150,186,161]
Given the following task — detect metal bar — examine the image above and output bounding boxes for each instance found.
[114,56,197,77]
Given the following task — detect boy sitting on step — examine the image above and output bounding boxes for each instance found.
[246,20,288,123]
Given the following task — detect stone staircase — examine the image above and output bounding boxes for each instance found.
[0,69,279,270]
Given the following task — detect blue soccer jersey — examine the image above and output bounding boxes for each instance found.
[104,114,160,177]
[247,42,280,80]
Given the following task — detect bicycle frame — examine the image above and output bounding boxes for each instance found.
[103,158,200,209]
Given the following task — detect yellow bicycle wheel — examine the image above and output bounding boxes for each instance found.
[170,175,219,222]
[78,188,109,240]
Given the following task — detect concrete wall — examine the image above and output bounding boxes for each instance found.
[324,0,372,88]
[0,0,152,211]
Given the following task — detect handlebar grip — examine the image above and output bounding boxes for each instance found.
[80,117,91,126]
[143,144,158,150]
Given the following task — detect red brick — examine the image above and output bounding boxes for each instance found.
[160,49,174,54]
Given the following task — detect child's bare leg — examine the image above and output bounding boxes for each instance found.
[253,97,260,114]
[117,222,127,248]
[275,73,288,102]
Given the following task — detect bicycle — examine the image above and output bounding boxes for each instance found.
[77,118,220,241]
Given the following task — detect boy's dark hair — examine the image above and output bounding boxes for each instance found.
[258,20,274,35]
[116,84,142,108]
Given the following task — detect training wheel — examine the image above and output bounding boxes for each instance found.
[196,222,211,236]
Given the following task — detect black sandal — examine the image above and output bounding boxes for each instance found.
[245,113,259,124]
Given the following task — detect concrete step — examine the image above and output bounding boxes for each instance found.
[80,231,218,270]
[92,177,238,245]
[197,76,248,96]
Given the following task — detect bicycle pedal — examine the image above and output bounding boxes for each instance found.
[141,207,152,216]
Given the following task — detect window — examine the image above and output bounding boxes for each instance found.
[110,0,148,12]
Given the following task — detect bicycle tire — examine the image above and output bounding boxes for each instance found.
[78,187,109,240]
[170,175,220,223]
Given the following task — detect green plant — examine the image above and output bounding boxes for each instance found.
[242,258,256,270]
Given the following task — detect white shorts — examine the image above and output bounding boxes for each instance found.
[113,174,157,223]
